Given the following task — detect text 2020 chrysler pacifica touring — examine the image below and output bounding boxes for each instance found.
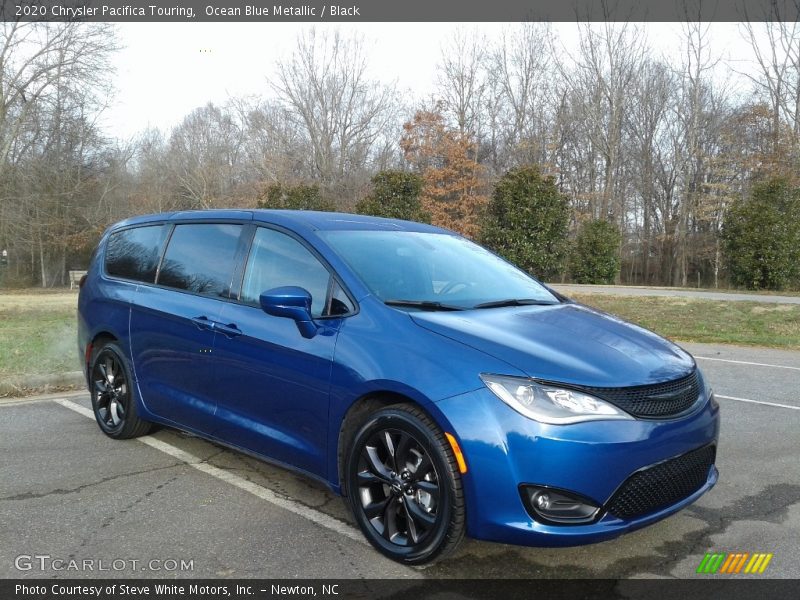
[77,209,720,564]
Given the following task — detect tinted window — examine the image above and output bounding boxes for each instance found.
[241,228,331,318]
[105,225,167,283]
[158,224,242,297]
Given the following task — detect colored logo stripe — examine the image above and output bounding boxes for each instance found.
[745,553,773,574]
[697,552,773,574]
[697,553,725,573]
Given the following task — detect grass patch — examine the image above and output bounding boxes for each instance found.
[572,294,800,349]
[0,293,79,378]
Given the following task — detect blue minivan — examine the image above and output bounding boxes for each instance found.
[77,210,720,564]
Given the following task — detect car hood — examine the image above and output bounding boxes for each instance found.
[410,303,695,387]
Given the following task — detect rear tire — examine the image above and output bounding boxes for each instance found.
[344,403,465,564]
[90,342,151,439]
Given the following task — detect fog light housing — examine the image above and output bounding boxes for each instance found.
[520,485,600,525]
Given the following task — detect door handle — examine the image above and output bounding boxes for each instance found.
[191,316,215,331]
[215,322,242,338]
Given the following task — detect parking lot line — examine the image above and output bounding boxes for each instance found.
[695,356,800,371]
[716,394,800,411]
[52,398,366,546]
[52,397,95,418]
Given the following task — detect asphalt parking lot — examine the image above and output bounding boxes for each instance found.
[1,342,798,580]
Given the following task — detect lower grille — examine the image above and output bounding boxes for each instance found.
[606,445,716,519]
[581,370,702,418]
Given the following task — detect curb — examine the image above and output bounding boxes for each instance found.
[0,370,84,397]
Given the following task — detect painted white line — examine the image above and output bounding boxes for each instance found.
[717,394,800,411]
[138,435,204,465]
[53,398,95,418]
[53,398,366,545]
[696,356,800,372]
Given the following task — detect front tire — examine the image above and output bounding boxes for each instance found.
[90,342,151,439]
[345,403,465,564]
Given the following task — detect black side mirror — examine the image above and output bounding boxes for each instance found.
[259,286,318,338]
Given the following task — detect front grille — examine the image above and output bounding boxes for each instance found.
[581,370,701,418]
[606,445,716,519]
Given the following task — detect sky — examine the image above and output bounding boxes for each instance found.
[100,22,759,141]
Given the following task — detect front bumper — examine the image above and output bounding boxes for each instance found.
[433,386,720,547]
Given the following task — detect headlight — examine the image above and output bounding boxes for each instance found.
[480,374,633,425]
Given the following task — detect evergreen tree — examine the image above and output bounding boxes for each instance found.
[256,183,335,211]
[481,166,569,280]
[356,171,430,222]
[570,220,622,284]
[722,178,800,290]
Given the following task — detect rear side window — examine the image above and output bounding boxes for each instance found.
[158,223,243,297]
[105,225,168,283]
[241,228,331,317]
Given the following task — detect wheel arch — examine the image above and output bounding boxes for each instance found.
[335,390,454,498]
[91,330,118,347]
[82,330,120,383]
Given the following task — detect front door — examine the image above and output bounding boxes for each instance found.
[209,227,351,477]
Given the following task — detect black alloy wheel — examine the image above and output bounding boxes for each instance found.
[90,342,151,439]
[346,404,465,564]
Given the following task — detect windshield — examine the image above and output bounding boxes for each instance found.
[319,230,559,310]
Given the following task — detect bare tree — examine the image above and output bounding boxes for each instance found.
[436,28,487,137]
[626,59,675,284]
[740,6,800,142]
[271,29,397,204]
[130,128,174,213]
[556,22,646,225]
[166,102,246,209]
[672,20,721,286]
[489,23,554,171]
[0,22,116,176]
[0,22,117,286]
[235,97,309,185]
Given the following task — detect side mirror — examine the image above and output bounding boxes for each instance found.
[259,286,318,338]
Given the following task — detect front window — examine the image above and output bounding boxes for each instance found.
[320,231,559,310]
[241,227,333,318]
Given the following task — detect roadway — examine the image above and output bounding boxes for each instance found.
[550,284,800,304]
[1,342,798,579]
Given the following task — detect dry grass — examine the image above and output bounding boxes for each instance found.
[0,288,79,309]
[572,294,800,350]
[0,291,79,378]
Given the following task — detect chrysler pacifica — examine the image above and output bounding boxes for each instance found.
[77,210,720,564]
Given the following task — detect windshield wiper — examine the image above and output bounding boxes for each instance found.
[473,298,559,309]
[384,299,464,311]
